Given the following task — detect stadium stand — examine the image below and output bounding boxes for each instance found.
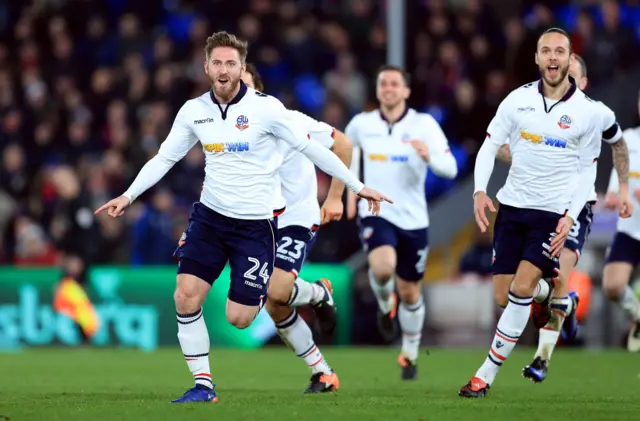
[2,0,640,269]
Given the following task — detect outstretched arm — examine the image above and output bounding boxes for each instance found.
[123,108,198,203]
[96,105,198,216]
[319,129,353,223]
[271,111,392,215]
[122,155,178,204]
[271,110,364,194]
[326,129,353,199]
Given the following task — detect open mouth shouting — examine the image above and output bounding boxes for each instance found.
[547,65,559,78]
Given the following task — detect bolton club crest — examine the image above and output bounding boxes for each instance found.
[557,115,572,129]
[235,115,249,131]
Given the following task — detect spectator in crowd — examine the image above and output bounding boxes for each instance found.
[1,0,640,270]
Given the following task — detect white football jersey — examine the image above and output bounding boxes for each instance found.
[155,83,344,220]
[346,108,458,230]
[276,110,335,229]
[482,79,602,217]
[504,99,622,203]
[608,126,640,241]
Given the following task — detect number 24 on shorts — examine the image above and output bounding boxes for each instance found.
[244,257,269,284]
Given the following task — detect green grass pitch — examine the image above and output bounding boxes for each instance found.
[0,347,638,420]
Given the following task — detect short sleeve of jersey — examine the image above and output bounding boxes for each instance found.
[485,93,515,147]
[158,101,199,162]
[345,114,362,147]
[597,101,623,144]
[287,110,335,149]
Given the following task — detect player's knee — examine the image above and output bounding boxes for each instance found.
[602,278,626,301]
[267,281,293,305]
[226,298,260,329]
[264,296,278,316]
[398,289,420,304]
[267,287,291,305]
[266,268,295,304]
[265,296,287,317]
[266,300,292,323]
[174,277,207,313]
[226,310,256,329]
[227,315,253,329]
[371,265,394,283]
[559,249,578,272]
[396,278,421,304]
[510,263,541,296]
[493,274,512,307]
[174,289,200,314]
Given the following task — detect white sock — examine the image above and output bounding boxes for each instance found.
[275,309,332,374]
[535,328,561,360]
[533,279,550,303]
[534,295,570,360]
[177,308,212,389]
[287,277,324,307]
[475,292,532,385]
[398,296,425,362]
[618,286,640,322]
[368,269,395,314]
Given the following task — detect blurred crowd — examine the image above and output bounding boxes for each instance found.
[2,0,640,270]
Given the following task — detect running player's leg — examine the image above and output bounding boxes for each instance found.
[559,204,593,342]
[226,216,278,328]
[461,205,555,398]
[171,203,226,403]
[490,204,523,310]
[268,300,339,393]
[528,203,592,329]
[527,203,594,375]
[266,225,338,393]
[518,211,568,384]
[603,232,640,351]
[272,226,336,334]
[522,248,575,382]
[361,216,400,341]
[394,226,428,380]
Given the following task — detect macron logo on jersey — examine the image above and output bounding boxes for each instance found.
[194,118,214,124]
[203,142,250,153]
[520,130,567,149]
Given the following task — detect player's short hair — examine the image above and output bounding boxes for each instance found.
[204,31,248,63]
[376,65,410,86]
[573,53,587,79]
[537,27,573,53]
[244,63,264,92]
